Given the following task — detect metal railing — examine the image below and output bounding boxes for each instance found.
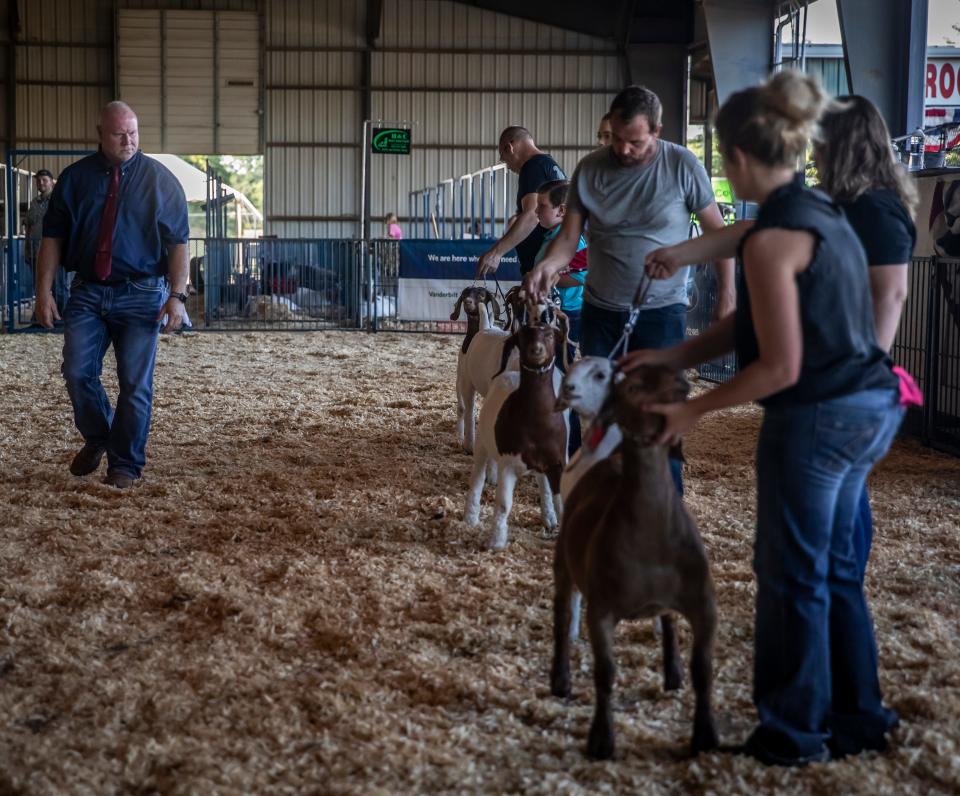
[201,237,363,331]
[686,263,738,384]
[892,257,960,455]
[408,163,516,240]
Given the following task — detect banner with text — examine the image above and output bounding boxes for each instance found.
[397,239,521,321]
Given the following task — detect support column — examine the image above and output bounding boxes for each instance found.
[702,0,775,106]
[837,0,929,138]
[626,44,688,144]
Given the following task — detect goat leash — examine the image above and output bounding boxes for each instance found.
[607,273,653,360]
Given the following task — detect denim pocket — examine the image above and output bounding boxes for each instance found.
[813,406,884,473]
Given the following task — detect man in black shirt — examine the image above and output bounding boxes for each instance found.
[477,126,566,276]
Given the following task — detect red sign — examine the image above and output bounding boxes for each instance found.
[926,60,960,107]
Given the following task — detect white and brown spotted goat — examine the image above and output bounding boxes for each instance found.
[451,286,503,452]
[464,309,569,549]
[551,365,718,760]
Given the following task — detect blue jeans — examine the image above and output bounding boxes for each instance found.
[580,301,687,493]
[852,486,873,578]
[750,389,904,764]
[62,277,166,478]
[557,309,582,457]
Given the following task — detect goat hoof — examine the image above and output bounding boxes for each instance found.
[690,722,719,755]
[464,511,480,527]
[550,672,570,699]
[664,667,684,692]
[586,722,614,761]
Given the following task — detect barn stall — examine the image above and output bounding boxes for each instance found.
[0,330,957,794]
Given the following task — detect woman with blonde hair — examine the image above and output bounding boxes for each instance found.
[623,71,903,766]
[646,94,919,582]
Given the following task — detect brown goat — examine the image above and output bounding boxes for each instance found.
[550,365,718,759]
[464,321,568,548]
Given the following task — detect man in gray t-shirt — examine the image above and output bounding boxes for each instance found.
[525,85,735,492]
[526,85,734,349]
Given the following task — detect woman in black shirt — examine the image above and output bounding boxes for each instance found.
[622,71,904,766]
[815,97,918,579]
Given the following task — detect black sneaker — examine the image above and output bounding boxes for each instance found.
[69,444,106,476]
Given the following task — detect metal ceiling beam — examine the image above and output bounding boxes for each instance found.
[448,0,695,45]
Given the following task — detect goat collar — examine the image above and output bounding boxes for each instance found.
[521,362,554,374]
[619,427,660,447]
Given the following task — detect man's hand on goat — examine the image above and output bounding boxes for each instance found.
[619,347,677,373]
[522,265,556,303]
[645,400,701,447]
[477,248,502,277]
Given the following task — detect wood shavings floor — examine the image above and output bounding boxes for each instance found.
[1,331,958,795]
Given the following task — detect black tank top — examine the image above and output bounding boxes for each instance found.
[735,174,897,408]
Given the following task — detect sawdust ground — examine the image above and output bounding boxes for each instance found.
[0,331,958,795]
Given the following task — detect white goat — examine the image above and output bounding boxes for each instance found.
[555,356,623,503]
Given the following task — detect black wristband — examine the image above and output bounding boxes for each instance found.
[169,291,188,303]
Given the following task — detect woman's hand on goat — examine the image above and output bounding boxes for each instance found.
[645,245,686,280]
[618,347,677,373]
[645,401,701,447]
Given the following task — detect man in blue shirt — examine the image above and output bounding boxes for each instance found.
[477,126,566,277]
[35,101,190,488]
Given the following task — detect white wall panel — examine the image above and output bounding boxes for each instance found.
[117,8,260,154]
[265,147,359,218]
[266,0,365,49]
[263,0,366,233]
[218,12,262,153]
[262,0,619,235]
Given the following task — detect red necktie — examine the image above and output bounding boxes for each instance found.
[94,165,121,280]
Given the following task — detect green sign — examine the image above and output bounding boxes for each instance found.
[372,127,411,155]
[712,177,735,205]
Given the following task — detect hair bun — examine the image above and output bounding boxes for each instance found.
[760,70,827,126]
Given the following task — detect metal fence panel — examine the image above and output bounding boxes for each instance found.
[929,258,960,454]
[202,237,363,330]
[686,263,737,384]
[366,238,462,333]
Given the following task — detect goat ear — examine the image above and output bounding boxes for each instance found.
[486,293,502,322]
[495,333,518,378]
[450,294,464,321]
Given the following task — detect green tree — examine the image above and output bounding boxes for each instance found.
[182,155,263,214]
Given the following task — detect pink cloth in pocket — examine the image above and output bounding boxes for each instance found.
[892,365,923,408]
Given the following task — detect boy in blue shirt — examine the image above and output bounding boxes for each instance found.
[534,179,588,455]
[533,179,588,362]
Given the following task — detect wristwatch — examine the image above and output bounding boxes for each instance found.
[169,291,188,303]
